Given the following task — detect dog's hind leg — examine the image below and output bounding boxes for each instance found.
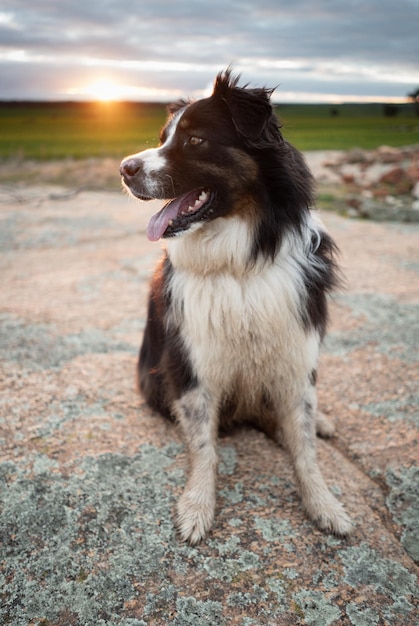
[315,411,335,438]
[173,387,219,544]
[307,372,336,438]
[280,396,352,536]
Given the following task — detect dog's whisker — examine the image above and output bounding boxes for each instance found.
[164,174,176,198]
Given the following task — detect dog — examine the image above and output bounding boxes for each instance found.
[120,69,352,544]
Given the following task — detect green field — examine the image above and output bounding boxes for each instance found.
[0,100,418,160]
[279,102,419,150]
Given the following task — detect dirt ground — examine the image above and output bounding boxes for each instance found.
[0,152,344,190]
[0,159,418,625]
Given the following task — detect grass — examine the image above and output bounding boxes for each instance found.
[0,100,418,160]
[0,101,167,160]
[278,103,419,151]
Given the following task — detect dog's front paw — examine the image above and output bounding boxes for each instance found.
[313,498,353,536]
[176,490,215,544]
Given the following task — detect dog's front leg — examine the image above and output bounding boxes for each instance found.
[280,397,353,536]
[172,388,219,544]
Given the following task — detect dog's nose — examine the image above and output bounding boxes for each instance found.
[120,158,141,178]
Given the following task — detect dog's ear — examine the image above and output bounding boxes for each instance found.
[213,69,278,142]
[167,98,190,116]
[226,87,274,141]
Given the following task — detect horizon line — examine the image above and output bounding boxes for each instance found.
[0,97,414,106]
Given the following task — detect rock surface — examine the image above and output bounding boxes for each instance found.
[305,146,419,221]
[0,184,418,625]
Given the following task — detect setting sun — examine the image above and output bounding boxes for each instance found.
[85,80,122,102]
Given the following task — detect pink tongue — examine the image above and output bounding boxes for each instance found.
[146,189,206,242]
[146,198,182,242]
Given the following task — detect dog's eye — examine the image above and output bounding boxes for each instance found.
[189,136,205,146]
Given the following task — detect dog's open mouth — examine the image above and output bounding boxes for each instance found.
[146,188,214,241]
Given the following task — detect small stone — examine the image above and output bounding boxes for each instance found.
[375,145,403,163]
[345,148,369,164]
[345,194,362,209]
[379,167,407,185]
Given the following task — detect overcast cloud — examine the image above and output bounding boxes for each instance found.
[1,0,418,102]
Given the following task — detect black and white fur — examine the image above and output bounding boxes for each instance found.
[120,70,352,544]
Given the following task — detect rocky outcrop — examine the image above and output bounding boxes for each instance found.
[318,145,419,221]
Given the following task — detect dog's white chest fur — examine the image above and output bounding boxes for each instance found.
[167,223,320,400]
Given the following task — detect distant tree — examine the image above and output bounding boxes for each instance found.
[408,87,419,116]
[383,104,399,117]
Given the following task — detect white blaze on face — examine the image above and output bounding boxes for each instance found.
[131,107,186,182]
[140,148,167,178]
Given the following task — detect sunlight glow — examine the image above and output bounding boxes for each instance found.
[84,80,122,102]
[66,80,190,102]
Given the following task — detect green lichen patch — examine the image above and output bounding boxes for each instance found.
[201,550,260,583]
[361,396,419,427]
[0,444,182,624]
[0,209,116,251]
[253,516,295,542]
[217,444,237,475]
[386,466,419,562]
[339,543,417,620]
[292,589,341,625]
[323,293,419,363]
[173,596,224,625]
[0,314,135,372]
[346,602,380,626]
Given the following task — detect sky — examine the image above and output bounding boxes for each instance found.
[1,0,419,104]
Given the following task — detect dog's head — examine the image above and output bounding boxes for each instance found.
[120,69,283,241]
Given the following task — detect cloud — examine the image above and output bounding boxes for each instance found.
[0,0,418,101]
